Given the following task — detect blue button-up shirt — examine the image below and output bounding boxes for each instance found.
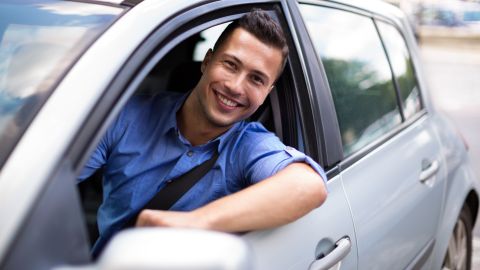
[79,92,326,255]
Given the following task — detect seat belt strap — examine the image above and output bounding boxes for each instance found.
[123,150,219,228]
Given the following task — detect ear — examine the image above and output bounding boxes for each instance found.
[201,49,214,73]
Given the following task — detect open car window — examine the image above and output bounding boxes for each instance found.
[78,13,297,249]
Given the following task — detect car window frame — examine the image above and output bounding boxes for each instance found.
[287,0,344,173]
[301,3,406,157]
[296,0,429,172]
[68,0,327,248]
[66,0,314,174]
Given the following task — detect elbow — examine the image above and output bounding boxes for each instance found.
[296,173,328,216]
[318,179,328,207]
[284,175,327,224]
[311,174,327,208]
[281,163,328,222]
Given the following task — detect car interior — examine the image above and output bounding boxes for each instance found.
[77,26,292,248]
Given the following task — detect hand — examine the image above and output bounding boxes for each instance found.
[135,209,210,229]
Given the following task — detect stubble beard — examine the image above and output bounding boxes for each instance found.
[197,88,235,132]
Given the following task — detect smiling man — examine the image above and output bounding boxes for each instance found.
[79,9,327,256]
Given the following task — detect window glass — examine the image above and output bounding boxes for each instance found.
[0,0,122,167]
[300,5,402,156]
[377,21,422,119]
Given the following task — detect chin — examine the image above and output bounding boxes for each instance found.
[207,114,239,129]
[211,119,236,129]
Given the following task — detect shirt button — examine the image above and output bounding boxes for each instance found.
[187,151,193,157]
[166,179,173,184]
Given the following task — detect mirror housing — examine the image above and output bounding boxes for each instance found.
[96,228,253,270]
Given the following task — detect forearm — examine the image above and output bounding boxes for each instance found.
[197,162,326,231]
[136,162,327,232]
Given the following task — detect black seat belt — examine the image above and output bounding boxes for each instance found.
[123,150,219,228]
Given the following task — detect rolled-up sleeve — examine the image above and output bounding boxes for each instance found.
[239,124,327,187]
[281,145,327,185]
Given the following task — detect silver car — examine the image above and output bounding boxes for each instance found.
[0,0,478,269]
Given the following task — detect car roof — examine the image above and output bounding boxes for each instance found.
[89,0,124,4]
[309,0,411,38]
[318,0,405,20]
[130,0,407,27]
[124,0,404,17]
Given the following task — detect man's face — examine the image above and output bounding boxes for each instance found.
[193,27,284,129]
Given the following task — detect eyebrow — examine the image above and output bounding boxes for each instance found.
[223,53,271,82]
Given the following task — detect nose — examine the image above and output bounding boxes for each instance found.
[224,73,245,95]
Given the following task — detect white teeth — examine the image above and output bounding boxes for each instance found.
[217,93,238,107]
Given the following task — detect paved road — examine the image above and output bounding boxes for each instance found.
[419,39,480,269]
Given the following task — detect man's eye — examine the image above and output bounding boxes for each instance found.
[251,75,265,86]
[224,60,236,69]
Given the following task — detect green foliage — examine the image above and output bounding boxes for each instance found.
[323,58,400,154]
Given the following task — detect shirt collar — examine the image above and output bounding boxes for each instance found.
[162,91,188,136]
[214,120,243,152]
[163,91,244,152]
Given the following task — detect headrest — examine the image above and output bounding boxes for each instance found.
[166,61,202,92]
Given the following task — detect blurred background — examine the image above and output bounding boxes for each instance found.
[384,0,480,267]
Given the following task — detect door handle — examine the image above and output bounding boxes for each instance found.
[309,237,351,270]
[419,160,439,183]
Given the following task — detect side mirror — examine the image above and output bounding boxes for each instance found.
[96,228,253,270]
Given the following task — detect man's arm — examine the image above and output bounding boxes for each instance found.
[136,162,327,231]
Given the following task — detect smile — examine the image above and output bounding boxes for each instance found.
[216,91,239,107]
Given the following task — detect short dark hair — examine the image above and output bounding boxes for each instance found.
[213,8,289,74]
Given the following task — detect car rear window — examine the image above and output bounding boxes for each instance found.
[300,4,402,156]
[377,21,422,119]
[0,0,123,168]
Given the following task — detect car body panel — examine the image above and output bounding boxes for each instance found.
[341,115,445,270]
[1,161,90,270]
[429,114,480,269]
[299,2,467,268]
[243,175,358,269]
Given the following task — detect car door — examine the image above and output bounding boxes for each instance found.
[298,2,445,269]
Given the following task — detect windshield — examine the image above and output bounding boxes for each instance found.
[0,0,123,167]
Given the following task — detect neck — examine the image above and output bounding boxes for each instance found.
[177,92,230,146]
